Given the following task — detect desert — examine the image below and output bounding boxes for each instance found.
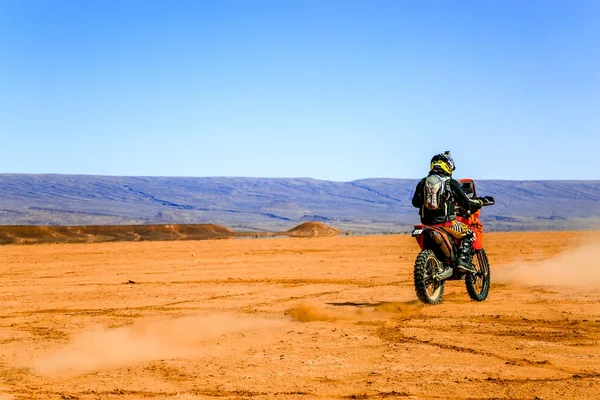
[1,229,599,399]
[4,0,599,398]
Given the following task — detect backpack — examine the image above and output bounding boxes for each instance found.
[423,174,450,211]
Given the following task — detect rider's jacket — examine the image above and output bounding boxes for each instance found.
[411,171,481,225]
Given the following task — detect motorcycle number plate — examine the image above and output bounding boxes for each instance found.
[411,228,424,237]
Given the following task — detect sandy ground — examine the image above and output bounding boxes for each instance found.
[0,231,599,399]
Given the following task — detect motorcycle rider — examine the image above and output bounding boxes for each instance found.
[411,151,483,273]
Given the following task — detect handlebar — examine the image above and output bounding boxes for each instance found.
[455,196,495,218]
[480,196,495,206]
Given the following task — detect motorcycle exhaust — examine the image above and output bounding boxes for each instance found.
[430,231,451,258]
[435,267,453,281]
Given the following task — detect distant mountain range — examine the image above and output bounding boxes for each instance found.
[1,174,599,232]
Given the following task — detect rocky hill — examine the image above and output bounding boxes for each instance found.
[0,174,599,232]
[0,222,343,244]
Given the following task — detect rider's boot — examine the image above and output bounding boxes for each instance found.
[455,231,476,273]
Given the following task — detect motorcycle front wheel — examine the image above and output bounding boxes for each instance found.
[413,249,445,305]
[465,248,491,301]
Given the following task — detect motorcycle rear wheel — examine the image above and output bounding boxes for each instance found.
[413,249,445,305]
[465,249,491,301]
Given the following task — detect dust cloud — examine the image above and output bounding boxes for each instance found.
[287,304,338,322]
[374,301,423,316]
[34,313,284,377]
[287,301,423,323]
[493,244,600,288]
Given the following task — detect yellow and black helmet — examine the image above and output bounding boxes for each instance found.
[430,151,455,175]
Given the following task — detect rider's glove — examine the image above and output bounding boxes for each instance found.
[469,199,483,212]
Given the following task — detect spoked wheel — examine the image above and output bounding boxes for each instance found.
[413,249,445,304]
[465,248,491,301]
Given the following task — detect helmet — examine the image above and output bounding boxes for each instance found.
[430,151,455,175]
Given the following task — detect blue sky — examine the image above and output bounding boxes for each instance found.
[1,0,598,181]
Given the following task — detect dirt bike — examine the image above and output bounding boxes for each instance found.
[411,178,495,305]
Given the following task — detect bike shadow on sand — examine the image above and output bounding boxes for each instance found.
[327,300,423,310]
[327,301,388,308]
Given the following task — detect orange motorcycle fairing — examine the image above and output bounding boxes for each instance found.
[458,178,484,250]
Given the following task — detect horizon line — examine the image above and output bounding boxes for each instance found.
[0,172,599,183]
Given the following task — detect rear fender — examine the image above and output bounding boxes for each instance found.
[412,225,426,249]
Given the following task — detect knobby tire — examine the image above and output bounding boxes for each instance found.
[465,248,491,302]
[413,249,445,305]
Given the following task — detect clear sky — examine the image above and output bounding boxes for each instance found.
[1,0,598,181]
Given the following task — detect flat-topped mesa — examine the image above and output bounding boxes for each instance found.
[0,224,236,245]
